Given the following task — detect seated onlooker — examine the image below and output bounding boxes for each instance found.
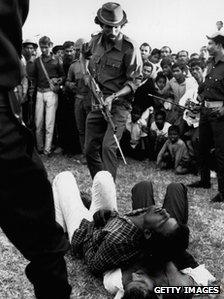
[153,72,168,112]
[154,72,167,95]
[140,42,152,62]
[122,106,152,160]
[149,110,171,160]
[157,125,190,174]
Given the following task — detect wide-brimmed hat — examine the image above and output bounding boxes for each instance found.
[22,38,38,48]
[206,31,224,44]
[96,2,127,27]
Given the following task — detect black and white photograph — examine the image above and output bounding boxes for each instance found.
[0,0,224,298]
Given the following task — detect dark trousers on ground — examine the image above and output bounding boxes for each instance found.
[131,181,188,224]
[0,93,71,298]
[131,181,198,269]
[74,97,91,153]
[85,104,129,180]
[199,108,224,194]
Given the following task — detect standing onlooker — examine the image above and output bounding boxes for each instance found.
[66,38,92,164]
[160,57,173,80]
[52,45,64,63]
[199,46,209,65]
[149,48,162,79]
[30,36,65,156]
[216,20,223,31]
[22,39,38,127]
[188,31,224,202]
[140,42,152,62]
[163,62,198,129]
[176,50,189,65]
[55,41,81,156]
[189,53,200,60]
[160,46,172,60]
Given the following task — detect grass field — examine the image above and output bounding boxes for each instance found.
[0,154,223,298]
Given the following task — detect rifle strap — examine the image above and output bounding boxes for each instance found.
[39,57,52,86]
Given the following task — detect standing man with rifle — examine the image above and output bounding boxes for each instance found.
[83,2,142,181]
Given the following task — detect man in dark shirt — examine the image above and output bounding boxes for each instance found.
[0,1,71,298]
[84,2,142,180]
[30,36,65,156]
[188,31,224,202]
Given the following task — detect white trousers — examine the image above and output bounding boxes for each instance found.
[35,91,58,153]
[52,171,117,242]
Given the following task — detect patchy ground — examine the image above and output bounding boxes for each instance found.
[0,154,223,298]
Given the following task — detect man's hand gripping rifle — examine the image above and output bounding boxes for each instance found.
[84,64,127,165]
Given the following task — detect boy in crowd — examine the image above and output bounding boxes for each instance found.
[161,57,173,80]
[154,72,167,95]
[157,125,190,174]
[149,48,162,79]
[30,36,65,156]
[149,110,171,160]
[140,42,152,62]
[123,105,151,160]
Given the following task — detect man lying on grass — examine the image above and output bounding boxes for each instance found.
[52,171,215,298]
[103,181,215,299]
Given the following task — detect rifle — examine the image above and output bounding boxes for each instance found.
[148,93,201,126]
[148,93,201,112]
[83,62,127,165]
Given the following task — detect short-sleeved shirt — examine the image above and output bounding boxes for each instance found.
[198,55,224,101]
[87,32,142,100]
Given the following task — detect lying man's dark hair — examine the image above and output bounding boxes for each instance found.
[143,224,190,268]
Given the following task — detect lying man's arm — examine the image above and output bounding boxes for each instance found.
[84,234,140,276]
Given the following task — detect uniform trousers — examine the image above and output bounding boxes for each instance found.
[199,107,224,195]
[85,104,129,180]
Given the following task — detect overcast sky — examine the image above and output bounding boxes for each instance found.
[23,0,224,54]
